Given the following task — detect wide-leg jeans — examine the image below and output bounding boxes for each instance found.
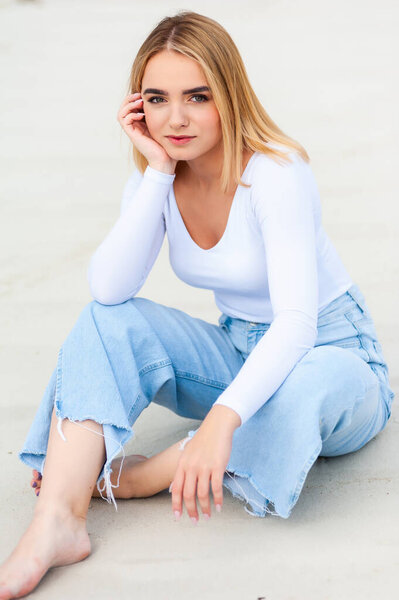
[19,283,395,518]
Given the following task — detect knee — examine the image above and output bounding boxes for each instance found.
[300,344,374,391]
[68,300,128,342]
[85,296,151,316]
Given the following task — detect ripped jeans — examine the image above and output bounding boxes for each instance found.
[18,283,394,518]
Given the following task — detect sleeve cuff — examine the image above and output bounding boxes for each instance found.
[144,165,176,185]
[213,398,246,426]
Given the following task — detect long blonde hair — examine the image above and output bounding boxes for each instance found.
[127,10,310,193]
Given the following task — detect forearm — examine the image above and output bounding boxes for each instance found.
[87,166,174,304]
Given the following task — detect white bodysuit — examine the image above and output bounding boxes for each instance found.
[87,148,353,425]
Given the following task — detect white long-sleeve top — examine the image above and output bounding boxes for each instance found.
[87,147,353,426]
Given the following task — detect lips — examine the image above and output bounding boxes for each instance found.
[167,135,195,139]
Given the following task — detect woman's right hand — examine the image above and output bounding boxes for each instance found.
[117,92,177,174]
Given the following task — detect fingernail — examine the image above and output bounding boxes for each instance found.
[191,517,198,525]
[174,510,181,521]
[168,482,173,493]
[38,473,42,480]
[203,513,210,520]
[32,482,37,488]
[215,504,222,513]
[36,490,40,496]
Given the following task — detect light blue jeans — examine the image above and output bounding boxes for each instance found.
[19,283,394,519]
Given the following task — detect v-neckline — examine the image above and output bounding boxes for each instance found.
[171,151,258,252]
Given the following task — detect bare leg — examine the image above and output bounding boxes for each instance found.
[31,438,188,500]
[118,439,187,497]
[0,408,106,599]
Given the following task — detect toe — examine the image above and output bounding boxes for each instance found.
[31,478,41,491]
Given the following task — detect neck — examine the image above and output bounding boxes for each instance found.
[177,145,252,193]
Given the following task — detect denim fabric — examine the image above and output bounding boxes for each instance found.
[19,283,395,519]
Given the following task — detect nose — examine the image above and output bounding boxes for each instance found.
[168,104,189,129]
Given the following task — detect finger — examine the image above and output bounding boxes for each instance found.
[171,467,185,520]
[124,112,145,125]
[211,469,224,513]
[183,471,199,523]
[119,99,144,119]
[121,92,142,107]
[197,470,212,520]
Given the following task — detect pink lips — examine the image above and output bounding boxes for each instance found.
[167,136,195,145]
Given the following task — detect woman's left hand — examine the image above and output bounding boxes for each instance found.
[170,407,240,522]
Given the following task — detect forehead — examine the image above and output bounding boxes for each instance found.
[142,50,207,87]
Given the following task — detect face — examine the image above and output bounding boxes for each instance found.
[141,50,222,161]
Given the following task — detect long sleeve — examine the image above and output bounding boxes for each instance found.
[213,153,319,426]
[87,165,175,305]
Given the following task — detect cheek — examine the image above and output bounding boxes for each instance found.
[143,111,163,137]
[143,110,157,127]
[202,110,221,136]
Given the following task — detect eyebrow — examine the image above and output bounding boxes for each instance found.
[142,86,210,96]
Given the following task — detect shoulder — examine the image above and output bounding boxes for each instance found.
[249,146,309,186]
[249,147,317,223]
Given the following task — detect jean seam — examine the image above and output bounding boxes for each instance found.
[343,312,371,361]
[288,441,322,511]
[139,359,173,375]
[174,370,228,389]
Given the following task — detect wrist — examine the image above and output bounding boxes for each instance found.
[148,162,175,175]
[206,404,242,431]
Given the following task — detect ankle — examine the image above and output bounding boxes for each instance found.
[33,503,87,525]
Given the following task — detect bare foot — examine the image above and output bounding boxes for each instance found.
[0,509,90,599]
[31,454,148,500]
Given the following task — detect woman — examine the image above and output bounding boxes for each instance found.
[0,10,394,598]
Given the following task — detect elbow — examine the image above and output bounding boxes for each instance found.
[88,285,135,306]
[88,290,122,306]
[299,315,318,351]
[274,309,318,351]
[87,281,122,305]
[87,262,112,305]
[87,264,141,306]
[88,279,136,305]
[306,326,318,350]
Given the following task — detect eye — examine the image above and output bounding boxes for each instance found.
[190,94,209,102]
[147,94,209,104]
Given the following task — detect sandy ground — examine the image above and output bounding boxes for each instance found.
[0,0,398,598]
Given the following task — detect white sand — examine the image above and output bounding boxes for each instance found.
[0,0,398,598]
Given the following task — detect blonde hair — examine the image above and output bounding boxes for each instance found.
[126,10,310,194]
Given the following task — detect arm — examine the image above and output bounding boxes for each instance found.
[171,153,319,522]
[211,153,319,426]
[87,165,175,305]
